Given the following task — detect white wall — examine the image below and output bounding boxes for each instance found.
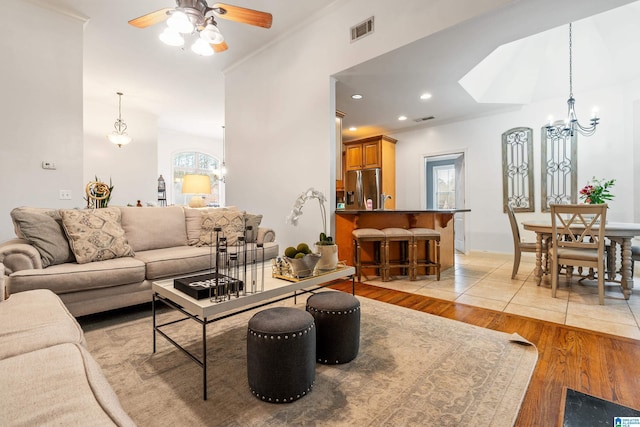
[224,0,512,250]
[0,2,84,242]
[84,98,158,207]
[390,81,637,253]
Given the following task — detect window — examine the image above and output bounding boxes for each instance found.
[433,165,456,209]
[172,152,222,206]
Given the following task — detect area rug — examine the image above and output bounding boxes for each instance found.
[81,296,538,426]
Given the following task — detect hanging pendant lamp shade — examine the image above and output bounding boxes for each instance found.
[107,92,132,148]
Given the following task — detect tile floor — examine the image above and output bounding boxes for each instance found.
[361,251,640,340]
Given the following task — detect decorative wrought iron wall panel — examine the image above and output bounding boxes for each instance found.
[502,127,534,212]
[541,126,577,212]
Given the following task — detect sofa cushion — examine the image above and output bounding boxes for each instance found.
[198,210,246,246]
[244,212,263,243]
[184,206,239,245]
[0,289,85,360]
[0,343,135,426]
[8,257,146,295]
[135,246,213,280]
[61,208,135,264]
[10,207,74,267]
[120,206,187,251]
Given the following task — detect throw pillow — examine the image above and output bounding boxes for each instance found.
[184,206,240,245]
[198,210,246,246]
[10,207,75,268]
[244,212,263,243]
[60,208,135,264]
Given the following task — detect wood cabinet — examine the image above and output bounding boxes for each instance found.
[342,135,397,209]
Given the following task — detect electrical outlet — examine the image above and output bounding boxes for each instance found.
[42,161,56,170]
[59,190,72,200]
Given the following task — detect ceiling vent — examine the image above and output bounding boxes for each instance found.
[414,116,435,123]
[350,17,374,42]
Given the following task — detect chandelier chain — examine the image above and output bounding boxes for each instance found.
[568,23,573,99]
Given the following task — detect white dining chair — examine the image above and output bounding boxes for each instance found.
[550,203,607,304]
[506,203,539,279]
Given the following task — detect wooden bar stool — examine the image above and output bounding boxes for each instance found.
[409,228,441,281]
[352,228,386,281]
[381,228,413,281]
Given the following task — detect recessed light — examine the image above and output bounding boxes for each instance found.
[351,94,363,100]
[398,115,407,121]
[420,93,432,100]
[349,127,358,131]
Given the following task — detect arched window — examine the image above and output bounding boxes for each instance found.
[172,151,222,206]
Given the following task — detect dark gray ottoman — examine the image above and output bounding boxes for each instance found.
[247,307,316,403]
[306,291,361,364]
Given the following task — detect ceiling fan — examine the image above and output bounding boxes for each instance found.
[129,1,273,56]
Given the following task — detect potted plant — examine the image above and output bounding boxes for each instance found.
[286,188,339,271]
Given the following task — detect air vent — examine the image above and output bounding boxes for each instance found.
[350,17,374,42]
[414,116,435,123]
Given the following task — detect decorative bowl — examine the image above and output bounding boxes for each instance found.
[284,253,321,278]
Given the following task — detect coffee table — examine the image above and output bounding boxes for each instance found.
[151,264,355,400]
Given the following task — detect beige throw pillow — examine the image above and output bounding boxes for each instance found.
[244,212,263,243]
[61,208,134,264]
[198,210,245,246]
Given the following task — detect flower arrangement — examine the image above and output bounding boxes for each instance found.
[579,177,615,205]
[286,187,333,245]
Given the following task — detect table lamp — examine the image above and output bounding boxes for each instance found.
[182,174,211,208]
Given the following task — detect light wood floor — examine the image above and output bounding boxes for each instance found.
[328,280,640,427]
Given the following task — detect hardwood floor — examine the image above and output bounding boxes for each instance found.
[329,280,640,426]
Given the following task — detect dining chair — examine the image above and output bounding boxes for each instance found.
[550,203,607,304]
[506,203,539,279]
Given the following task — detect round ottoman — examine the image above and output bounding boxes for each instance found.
[306,291,361,364]
[246,307,316,403]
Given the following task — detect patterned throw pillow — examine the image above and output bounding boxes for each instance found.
[198,210,246,246]
[60,208,135,264]
[244,212,263,243]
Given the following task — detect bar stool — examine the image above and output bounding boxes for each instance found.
[352,228,386,281]
[409,228,441,281]
[381,228,413,281]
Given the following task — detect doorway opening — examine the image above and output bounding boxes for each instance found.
[425,152,466,253]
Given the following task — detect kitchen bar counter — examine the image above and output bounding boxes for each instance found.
[335,209,470,275]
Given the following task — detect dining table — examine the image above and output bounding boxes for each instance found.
[522,220,640,299]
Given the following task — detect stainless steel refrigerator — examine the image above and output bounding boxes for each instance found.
[344,168,381,210]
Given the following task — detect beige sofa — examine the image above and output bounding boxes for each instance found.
[0,206,278,316]
[0,285,135,426]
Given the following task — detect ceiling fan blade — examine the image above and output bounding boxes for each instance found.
[211,3,273,29]
[212,41,229,53]
[128,8,173,28]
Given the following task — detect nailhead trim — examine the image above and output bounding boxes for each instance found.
[249,383,314,402]
[248,323,315,340]
[306,305,361,316]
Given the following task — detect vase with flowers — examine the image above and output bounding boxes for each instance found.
[286,187,339,271]
[579,177,615,205]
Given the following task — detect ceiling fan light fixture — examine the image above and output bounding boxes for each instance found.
[200,24,224,44]
[159,28,184,46]
[191,38,215,56]
[167,10,194,34]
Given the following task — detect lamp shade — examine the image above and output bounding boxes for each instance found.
[182,174,211,208]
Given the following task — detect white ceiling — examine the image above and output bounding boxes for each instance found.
[335,0,640,141]
[36,0,337,138]
[34,0,639,142]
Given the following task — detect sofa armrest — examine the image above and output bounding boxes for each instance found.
[257,227,276,244]
[0,239,43,274]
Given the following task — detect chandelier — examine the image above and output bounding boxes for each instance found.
[107,92,132,148]
[545,23,600,138]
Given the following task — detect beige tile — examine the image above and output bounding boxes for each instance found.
[565,313,640,340]
[566,298,637,326]
[463,280,522,302]
[421,276,480,292]
[454,294,508,311]
[510,286,569,313]
[503,303,567,324]
[413,287,459,301]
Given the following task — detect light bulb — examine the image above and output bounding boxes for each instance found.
[159,28,184,47]
[191,38,214,56]
[199,24,224,44]
[167,11,194,34]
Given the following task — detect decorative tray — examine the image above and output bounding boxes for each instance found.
[272,260,349,282]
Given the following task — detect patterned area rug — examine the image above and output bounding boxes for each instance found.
[82,295,538,426]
